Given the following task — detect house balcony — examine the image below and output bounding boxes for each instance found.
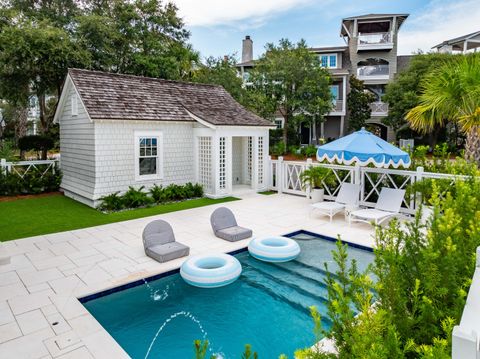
[357,65,389,81]
[357,32,393,51]
[329,99,345,115]
[370,101,389,116]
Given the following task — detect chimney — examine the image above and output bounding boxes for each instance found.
[242,35,253,63]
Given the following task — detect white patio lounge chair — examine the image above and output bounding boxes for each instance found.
[349,187,405,226]
[311,183,360,222]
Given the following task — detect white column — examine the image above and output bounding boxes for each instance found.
[212,134,219,197]
[342,75,347,114]
[340,116,345,137]
[464,41,469,54]
[252,135,259,190]
[320,122,325,138]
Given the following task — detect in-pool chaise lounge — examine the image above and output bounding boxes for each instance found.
[210,207,253,242]
[311,182,360,222]
[349,187,405,226]
[142,220,190,262]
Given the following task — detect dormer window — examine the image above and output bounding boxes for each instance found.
[319,54,338,69]
[71,94,78,116]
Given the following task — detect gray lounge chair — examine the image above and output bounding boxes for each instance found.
[210,207,252,242]
[142,220,189,263]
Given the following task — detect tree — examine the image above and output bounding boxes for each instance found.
[249,39,333,145]
[346,75,375,131]
[191,54,248,106]
[382,53,453,139]
[406,54,480,163]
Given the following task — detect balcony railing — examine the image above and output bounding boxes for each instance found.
[370,101,388,115]
[357,65,389,79]
[330,99,344,113]
[358,32,392,47]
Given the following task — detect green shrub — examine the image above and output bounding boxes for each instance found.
[98,192,124,212]
[0,165,62,196]
[149,184,166,203]
[122,186,153,208]
[18,135,54,160]
[302,144,317,158]
[270,141,286,156]
[0,139,17,161]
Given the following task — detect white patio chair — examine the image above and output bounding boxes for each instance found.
[311,183,360,222]
[349,187,405,226]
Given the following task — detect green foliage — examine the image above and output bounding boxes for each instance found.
[0,139,16,161]
[270,141,286,156]
[98,183,204,212]
[18,135,54,159]
[193,340,257,359]
[248,39,333,145]
[241,344,258,359]
[98,192,124,212]
[383,53,454,132]
[302,145,317,158]
[299,166,333,189]
[347,75,375,131]
[191,54,248,106]
[121,186,153,209]
[0,165,62,195]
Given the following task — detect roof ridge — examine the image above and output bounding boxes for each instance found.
[68,68,223,89]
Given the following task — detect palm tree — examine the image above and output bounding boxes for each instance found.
[406,54,480,163]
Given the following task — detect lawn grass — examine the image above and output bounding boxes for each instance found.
[258,190,277,195]
[0,194,239,241]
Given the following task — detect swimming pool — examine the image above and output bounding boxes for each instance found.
[81,231,374,358]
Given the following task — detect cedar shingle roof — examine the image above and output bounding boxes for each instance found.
[68,68,272,127]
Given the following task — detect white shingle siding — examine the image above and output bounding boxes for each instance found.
[59,86,96,202]
[93,121,194,199]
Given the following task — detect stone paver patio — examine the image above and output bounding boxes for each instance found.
[0,192,374,358]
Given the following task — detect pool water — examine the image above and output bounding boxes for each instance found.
[82,231,374,359]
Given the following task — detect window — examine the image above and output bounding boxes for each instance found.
[71,94,78,116]
[135,131,163,181]
[330,85,339,101]
[274,117,284,129]
[319,54,338,68]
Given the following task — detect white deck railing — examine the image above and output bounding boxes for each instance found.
[269,157,469,214]
[0,158,59,178]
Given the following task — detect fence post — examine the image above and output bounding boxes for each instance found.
[278,156,284,194]
[415,166,424,212]
[306,158,313,199]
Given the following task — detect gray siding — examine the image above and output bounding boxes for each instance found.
[93,121,195,201]
[59,85,96,203]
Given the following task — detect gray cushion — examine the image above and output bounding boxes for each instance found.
[210,207,238,232]
[142,220,175,248]
[216,226,252,242]
[146,242,190,263]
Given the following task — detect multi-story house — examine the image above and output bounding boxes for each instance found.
[432,30,480,54]
[237,13,412,143]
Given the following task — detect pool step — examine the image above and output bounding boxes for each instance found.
[242,259,329,300]
[241,265,330,319]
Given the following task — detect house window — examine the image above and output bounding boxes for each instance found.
[274,117,284,129]
[135,131,163,181]
[330,85,339,104]
[319,54,338,69]
[71,94,78,116]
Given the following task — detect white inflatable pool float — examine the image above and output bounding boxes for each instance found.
[180,253,242,288]
[248,236,301,262]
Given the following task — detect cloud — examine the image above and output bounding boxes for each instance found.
[398,0,480,54]
[171,0,315,27]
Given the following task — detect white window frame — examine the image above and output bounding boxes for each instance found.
[71,94,78,116]
[274,117,285,129]
[134,131,163,182]
[319,53,338,69]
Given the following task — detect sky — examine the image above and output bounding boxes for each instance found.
[171,0,480,61]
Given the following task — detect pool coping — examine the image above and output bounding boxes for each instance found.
[79,229,374,304]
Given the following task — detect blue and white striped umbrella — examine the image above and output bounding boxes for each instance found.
[316,128,411,168]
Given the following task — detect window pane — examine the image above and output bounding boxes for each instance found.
[139,158,157,175]
[329,55,336,68]
[146,138,151,146]
[321,55,328,67]
[140,138,146,146]
[152,148,157,156]
[330,86,338,99]
[152,138,157,146]
[140,148,146,157]
[145,148,152,156]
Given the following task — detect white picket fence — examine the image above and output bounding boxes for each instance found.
[0,158,59,178]
[269,157,467,214]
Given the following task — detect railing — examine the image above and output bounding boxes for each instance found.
[331,99,344,113]
[0,158,59,179]
[370,102,388,115]
[452,247,480,359]
[358,32,392,46]
[269,158,468,214]
[357,65,389,78]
